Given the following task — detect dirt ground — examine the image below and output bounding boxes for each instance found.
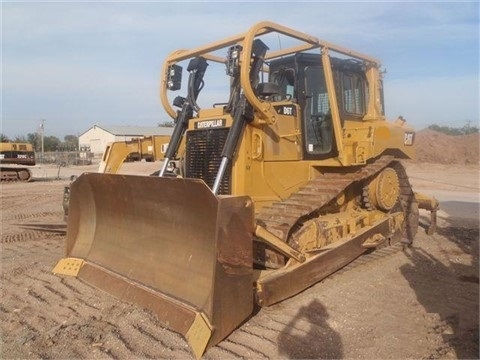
[1,157,479,359]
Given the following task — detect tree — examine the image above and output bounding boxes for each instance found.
[428,121,479,136]
[158,121,175,128]
[0,133,11,142]
[64,135,78,150]
[27,133,40,151]
[26,133,60,151]
[13,135,28,143]
[43,136,61,151]
[58,134,78,151]
[461,121,479,135]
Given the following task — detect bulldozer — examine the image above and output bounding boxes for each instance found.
[53,21,439,358]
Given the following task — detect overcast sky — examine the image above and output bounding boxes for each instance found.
[2,1,479,139]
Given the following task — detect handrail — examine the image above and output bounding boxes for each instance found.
[160,21,381,120]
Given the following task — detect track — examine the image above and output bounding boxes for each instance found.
[257,156,396,242]
[1,166,33,182]
[255,156,416,269]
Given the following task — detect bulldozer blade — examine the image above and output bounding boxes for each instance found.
[54,173,255,358]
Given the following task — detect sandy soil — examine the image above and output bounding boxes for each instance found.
[1,161,478,359]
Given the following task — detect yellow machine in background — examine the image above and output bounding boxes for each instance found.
[62,135,172,219]
[54,21,439,358]
[97,135,171,174]
[0,142,36,181]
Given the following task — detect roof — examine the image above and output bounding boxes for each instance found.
[79,124,174,137]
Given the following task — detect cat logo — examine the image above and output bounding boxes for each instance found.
[404,132,414,146]
[194,119,226,129]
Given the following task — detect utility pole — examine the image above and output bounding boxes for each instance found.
[40,119,45,163]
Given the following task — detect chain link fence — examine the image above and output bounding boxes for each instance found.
[35,151,96,166]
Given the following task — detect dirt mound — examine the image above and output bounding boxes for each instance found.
[415,129,479,165]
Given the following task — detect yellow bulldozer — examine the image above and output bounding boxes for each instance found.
[54,21,439,358]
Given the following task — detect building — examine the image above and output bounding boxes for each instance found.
[78,125,173,155]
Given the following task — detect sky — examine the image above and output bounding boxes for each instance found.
[2,1,479,139]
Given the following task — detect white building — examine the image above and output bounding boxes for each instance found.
[78,125,173,155]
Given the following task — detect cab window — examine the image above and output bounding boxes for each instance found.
[270,67,295,101]
[342,73,365,115]
[303,66,332,155]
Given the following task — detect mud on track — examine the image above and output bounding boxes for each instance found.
[1,163,478,359]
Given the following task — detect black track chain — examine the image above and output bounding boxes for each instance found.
[256,155,396,243]
[393,161,419,242]
[1,167,32,182]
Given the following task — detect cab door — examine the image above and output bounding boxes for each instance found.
[302,65,335,159]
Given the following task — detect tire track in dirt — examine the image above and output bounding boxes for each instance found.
[130,322,191,356]
[4,259,191,359]
[2,236,64,280]
[57,276,83,295]
[202,243,409,359]
[3,270,123,359]
[216,338,269,359]
[1,231,39,243]
[0,246,24,262]
[131,324,178,351]
[229,328,277,355]
[238,326,278,346]
[2,256,110,344]
[205,346,240,359]
[2,211,63,222]
[112,328,137,353]
[334,243,403,276]
[1,230,63,244]
[105,306,192,359]
[210,244,406,358]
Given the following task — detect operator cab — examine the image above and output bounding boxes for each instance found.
[268,53,369,160]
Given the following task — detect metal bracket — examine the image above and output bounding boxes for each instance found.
[255,225,306,263]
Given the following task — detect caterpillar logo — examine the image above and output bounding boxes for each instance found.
[404,132,414,146]
[194,119,226,129]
